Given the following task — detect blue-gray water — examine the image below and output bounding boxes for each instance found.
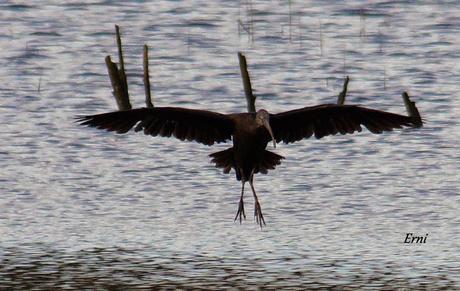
[1,0,459,289]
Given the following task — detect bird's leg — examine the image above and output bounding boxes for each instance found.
[249,175,266,228]
[234,181,246,223]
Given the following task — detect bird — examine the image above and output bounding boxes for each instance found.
[77,104,418,227]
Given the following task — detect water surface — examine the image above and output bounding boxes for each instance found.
[1,0,459,289]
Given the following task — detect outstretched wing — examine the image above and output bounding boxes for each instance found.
[270,104,415,144]
[77,107,235,146]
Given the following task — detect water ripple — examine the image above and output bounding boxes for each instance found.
[1,0,459,289]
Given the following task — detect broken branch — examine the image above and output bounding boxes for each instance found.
[337,76,349,105]
[402,92,423,127]
[238,52,256,113]
[105,55,131,110]
[143,44,153,108]
[105,25,131,110]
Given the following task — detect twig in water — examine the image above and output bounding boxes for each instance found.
[383,67,387,91]
[37,76,42,93]
[288,0,292,43]
[319,20,324,56]
[359,8,366,38]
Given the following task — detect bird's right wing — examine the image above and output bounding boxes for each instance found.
[270,104,415,144]
[77,107,235,146]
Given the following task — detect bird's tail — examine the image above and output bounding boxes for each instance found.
[209,148,284,180]
[255,150,284,175]
[209,148,235,175]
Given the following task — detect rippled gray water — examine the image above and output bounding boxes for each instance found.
[1,0,459,289]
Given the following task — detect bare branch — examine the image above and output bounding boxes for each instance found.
[402,92,423,127]
[143,44,153,108]
[105,56,132,110]
[337,76,349,105]
[238,52,256,113]
[115,25,129,98]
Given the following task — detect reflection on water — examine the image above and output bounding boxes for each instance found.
[1,246,458,289]
[1,0,460,289]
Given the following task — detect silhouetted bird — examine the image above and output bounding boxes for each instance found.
[78,104,417,227]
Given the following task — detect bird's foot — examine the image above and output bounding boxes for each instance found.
[234,198,246,224]
[254,201,266,228]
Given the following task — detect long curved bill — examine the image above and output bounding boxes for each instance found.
[263,120,276,148]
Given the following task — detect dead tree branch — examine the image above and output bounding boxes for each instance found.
[143,44,153,108]
[402,92,423,127]
[105,25,131,110]
[337,76,349,105]
[238,52,256,113]
[105,56,131,110]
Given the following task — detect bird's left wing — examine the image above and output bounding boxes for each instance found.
[269,104,415,144]
[77,107,235,146]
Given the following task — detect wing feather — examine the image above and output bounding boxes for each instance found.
[77,107,234,146]
[270,104,415,144]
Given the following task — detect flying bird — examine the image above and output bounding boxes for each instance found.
[77,104,417,227]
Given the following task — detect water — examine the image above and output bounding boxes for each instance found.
[1,0,459,289]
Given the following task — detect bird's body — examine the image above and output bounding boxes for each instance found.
[78,104,418,227]
[229,112,274,181]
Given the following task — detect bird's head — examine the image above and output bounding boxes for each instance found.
[256,109,276,148]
